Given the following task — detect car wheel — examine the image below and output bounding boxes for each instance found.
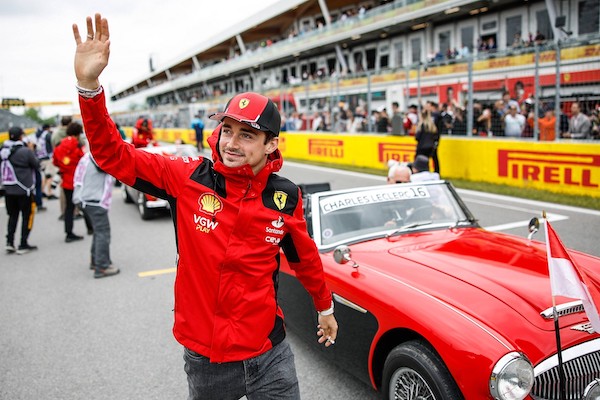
[122,187,134,203]
[137,192,153,220]
[382,340,462,400]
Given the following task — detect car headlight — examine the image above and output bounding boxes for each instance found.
[584,379,600,400]
[489,352,534,400]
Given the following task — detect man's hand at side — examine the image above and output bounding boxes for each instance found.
[317,314,338,348]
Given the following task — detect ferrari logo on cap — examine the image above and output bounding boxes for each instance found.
[239,98,250,109]
[273,191,287,210]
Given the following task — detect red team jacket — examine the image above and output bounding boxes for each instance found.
[52,136,84,190]
[79,91,332,363]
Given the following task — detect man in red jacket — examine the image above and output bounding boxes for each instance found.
[72,14,338,399]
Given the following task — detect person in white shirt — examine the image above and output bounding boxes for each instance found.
[503,105,526,137]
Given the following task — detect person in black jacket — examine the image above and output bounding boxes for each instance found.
[415,109,440,175]
[1,127,40,254]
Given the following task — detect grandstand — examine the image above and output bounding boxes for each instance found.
[108,0,600,140]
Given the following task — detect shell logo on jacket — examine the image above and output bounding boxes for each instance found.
[198,193,222,214]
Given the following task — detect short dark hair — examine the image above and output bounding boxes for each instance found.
[66,122,83,137]
[61,116,73,126]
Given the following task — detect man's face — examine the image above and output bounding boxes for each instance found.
[219,117,278,175]
[571,103,579,114]
[387,167,411,184]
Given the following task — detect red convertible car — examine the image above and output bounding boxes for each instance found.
[278,181,600,400]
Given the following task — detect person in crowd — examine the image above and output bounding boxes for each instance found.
[503,104,526,137]
[35,124,57,202]
[563,102,591,139]
[311,111,325,131]
[438,103,454,136]
[51,115,86,220]
[72,13,337,399]
[502,90,519,114]
[538,108,557,141]
[132,116,155,148]
[376,107,390,133]
[415,109,440,175]
[53,121,91,242]
[590,106,600,140]
[73,152,119,279]
[390,102,404,135]
[410,154,440,182]
[25,129,46,212]
[190,113,205,151]
[350,106,366,133]
[387,160,411,184]
[1,127,40,254]
[490,100,505,136]
[51,116,73,148]
[451,107,467,135]
[403,104,419,135]
[285,111,302,131]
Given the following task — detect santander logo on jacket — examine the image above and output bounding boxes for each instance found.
[79,91,331,363]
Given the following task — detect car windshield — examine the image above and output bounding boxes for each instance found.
[312,182,472,247]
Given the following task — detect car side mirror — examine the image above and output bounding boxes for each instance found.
[333,245,359,268]
[527,217,539,240]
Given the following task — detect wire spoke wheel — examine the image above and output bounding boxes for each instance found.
[390,367,436,400]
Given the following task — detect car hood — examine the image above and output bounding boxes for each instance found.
[347,227,600,331]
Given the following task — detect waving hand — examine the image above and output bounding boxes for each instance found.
[72,13,110,90]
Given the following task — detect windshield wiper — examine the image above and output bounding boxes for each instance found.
[386,221,433,238]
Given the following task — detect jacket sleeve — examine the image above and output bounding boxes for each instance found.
[78,90,195,197]
[281,188,332,312]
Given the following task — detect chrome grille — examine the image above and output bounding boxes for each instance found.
[531,350,600,399]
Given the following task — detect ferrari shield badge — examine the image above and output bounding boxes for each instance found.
[273,191,287,210]
[239,98,250,109]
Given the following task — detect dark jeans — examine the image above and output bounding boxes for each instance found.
[82,205,111,269]
[183,340,300,400]
[63,188,76,235]
[5,194,33,246]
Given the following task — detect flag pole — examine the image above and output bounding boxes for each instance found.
[545,211,567,400]
[551,297,567,400]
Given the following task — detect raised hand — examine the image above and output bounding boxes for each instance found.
[72,13,110,90]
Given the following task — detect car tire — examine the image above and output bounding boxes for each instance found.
[382,340,463,400]
[122,187,134,204]
[137,192,154,220]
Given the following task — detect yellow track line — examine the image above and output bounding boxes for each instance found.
[138,267,176,278]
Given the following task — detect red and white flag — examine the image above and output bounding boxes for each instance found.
[545,220,600,333]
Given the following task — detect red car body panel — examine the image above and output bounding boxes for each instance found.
[279,199,600,399]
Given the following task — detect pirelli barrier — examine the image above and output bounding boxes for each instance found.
[148,128,599,199]
[3,128,598,198]
[278,132,600,199]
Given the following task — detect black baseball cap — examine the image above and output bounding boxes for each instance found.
[210,92,281,137]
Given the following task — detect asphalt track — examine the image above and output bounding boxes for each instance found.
[1,160,598,400]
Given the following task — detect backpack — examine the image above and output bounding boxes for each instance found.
[1,146,35,196]
[403,116,413,131]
